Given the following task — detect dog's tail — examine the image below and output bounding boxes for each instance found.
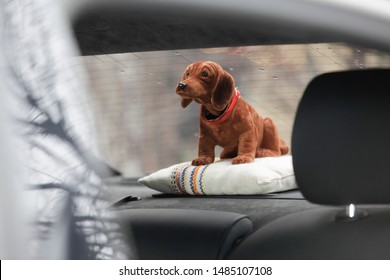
[280,139,289,155]
[262,118,289,156]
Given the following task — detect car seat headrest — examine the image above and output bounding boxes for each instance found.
[292,69,390,205]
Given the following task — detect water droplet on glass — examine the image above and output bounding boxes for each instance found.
[157,81,162,85]
[273,76,279,80]
[149,72,154,75]
[258,68,265,72]
[356,49,361,53]
[229,67,234,71]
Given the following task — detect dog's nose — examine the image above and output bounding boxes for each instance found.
[178,82,187,90]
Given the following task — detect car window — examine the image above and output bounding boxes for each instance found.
[70,43,390,177]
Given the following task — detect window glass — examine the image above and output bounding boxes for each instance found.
[71,43,390,177]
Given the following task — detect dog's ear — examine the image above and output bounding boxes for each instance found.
[211,70,235,111]
[181,98,192,108]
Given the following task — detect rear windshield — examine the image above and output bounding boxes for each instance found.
[71,43,390,177]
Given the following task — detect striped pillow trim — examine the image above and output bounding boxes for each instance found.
[170,164,210,195]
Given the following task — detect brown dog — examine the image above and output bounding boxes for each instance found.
[176,61,289,165]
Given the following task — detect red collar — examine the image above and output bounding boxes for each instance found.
[201,89,241,125]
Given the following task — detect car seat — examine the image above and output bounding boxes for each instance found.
[228,69,390,259]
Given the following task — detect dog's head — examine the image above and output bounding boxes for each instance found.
[175,61,235,113]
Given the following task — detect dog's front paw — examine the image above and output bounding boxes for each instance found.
[232,155,254,165]
[192,156,214,166]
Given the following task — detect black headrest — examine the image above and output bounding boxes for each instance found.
[292,69,390,205]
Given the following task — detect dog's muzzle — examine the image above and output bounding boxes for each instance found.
[178,82,187,90]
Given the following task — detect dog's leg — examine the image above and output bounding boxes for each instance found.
[256,118,283,157]
[192,134,216,166]
[220,146,238,159]
[232,130,257,164]
[257,148,281,157]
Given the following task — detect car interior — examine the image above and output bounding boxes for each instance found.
[2,0,390,260]
[70,0,390,259]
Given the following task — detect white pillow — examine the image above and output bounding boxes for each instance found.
[138,155,297,195]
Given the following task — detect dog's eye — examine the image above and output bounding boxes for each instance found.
[201,71,208,77]
[186,71,190,77]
